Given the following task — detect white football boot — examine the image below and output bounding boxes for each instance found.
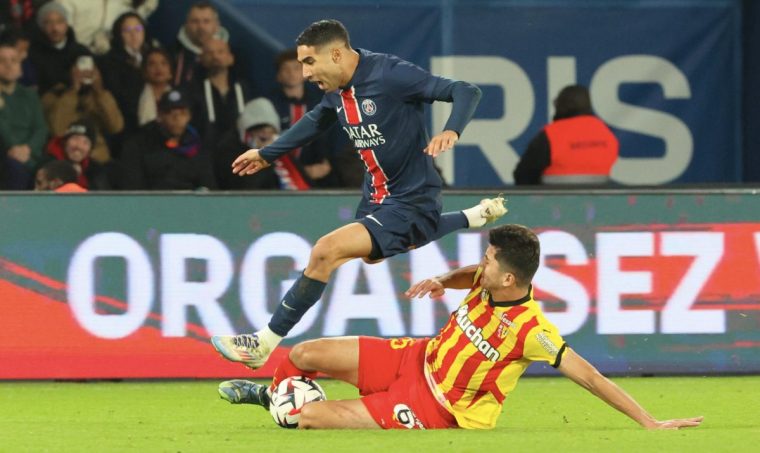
[211,334,272,369]
[464,195,508,228]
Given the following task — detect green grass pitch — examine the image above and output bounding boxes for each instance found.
[2,376,759,452]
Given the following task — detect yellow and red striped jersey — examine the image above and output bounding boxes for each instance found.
[424,266,567,429]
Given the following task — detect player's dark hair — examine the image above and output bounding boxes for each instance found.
[42,160,78,184]
[275,48,298,71]
[295,19,351,49]
[488,224,540,287]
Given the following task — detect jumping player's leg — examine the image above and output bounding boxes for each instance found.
[262,224,373,343]
[212,224,372,368]
[432,195,509,240]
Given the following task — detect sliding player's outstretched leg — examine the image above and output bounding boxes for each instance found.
[218,379,271,408]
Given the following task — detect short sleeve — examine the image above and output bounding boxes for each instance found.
[523,322,567,368]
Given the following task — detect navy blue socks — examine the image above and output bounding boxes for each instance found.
[268,272,327,337]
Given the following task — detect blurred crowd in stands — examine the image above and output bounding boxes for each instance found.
[0,0,363,192]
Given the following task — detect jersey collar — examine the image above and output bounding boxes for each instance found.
[339,48,369,90]
[489,285,533,307]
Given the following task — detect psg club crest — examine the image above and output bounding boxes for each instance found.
[361,99,377,116]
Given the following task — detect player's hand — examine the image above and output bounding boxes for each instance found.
[423,130,458,157]
[645,416,704,430]
[405,278,446,299]
[232,148,271,175]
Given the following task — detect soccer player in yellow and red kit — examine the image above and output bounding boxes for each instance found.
[219,224,703,431]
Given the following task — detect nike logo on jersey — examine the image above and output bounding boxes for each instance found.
[366,215,384,227]
[336,106,343,113]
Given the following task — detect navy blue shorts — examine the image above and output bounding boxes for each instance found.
[356,200,441,260]
[356,202,441,260]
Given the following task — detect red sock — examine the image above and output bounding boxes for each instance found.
[271,354,317,390]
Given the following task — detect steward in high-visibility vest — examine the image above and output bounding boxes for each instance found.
[514,85,618,185]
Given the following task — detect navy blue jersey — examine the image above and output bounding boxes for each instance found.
[260,49,481,211]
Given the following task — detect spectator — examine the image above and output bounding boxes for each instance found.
[34,159,86,191]
[173,1,228,87]
[0,37,47,189]
[121,89,215,190]
[514,85,619,185]
[57,0,158,55]
[136,46,172,127]
[268,48,339,188]
[2,26,37,87]
[98,11,152,154]
[42,120,112,189]
[0,0,49,34]
[215,97,281,190]
[28,2,89,95]
[190,37,247,144]
[41,55,124,163]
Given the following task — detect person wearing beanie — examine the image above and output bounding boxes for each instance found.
[121,89,217,190]
[28,1,90,95]
[39,120,112,190]
[513,84,619,185]
[231,96,315,191]
[40,54,124,163]
[213,97,281,190]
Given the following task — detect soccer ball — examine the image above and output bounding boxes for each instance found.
[269,376,327,428]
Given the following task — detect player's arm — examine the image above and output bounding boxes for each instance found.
[232,103,337,176]
[423,78,482,156]
[557,347,704,430]
[405,264,479,299]
[383,59,482,157]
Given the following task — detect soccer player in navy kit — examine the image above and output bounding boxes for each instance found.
[211,19,507,369]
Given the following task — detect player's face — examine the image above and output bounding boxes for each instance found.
[480,245,511,292]
[297,44,341,92]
